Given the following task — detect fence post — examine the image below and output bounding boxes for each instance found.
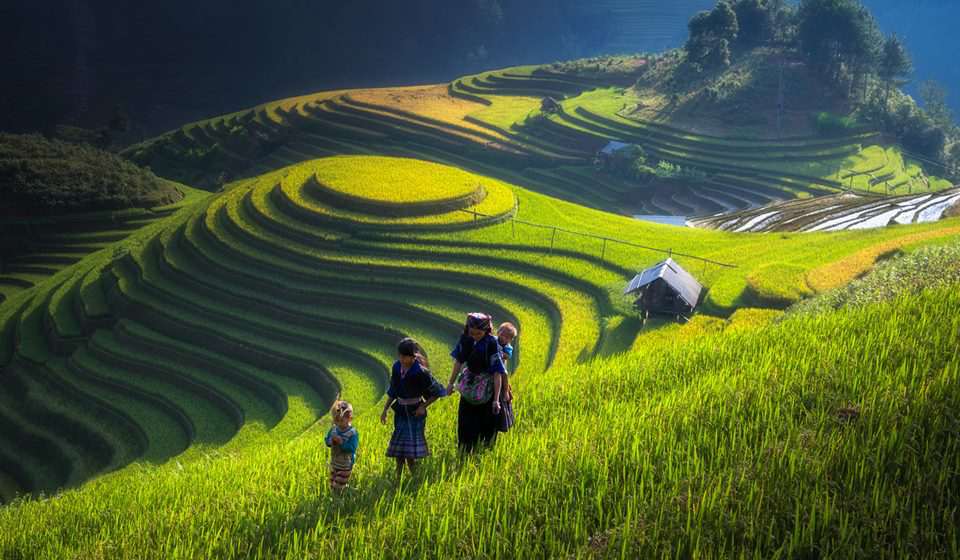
[601,238,607,260]
[511,218,515,238]
[550,227,557,254]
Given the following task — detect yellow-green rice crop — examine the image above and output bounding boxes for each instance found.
[2,285,957,558]
[3,154,960,558]
[307,156,482,205]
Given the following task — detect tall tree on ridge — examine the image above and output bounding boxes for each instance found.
[797,0,882,96]
[685,1,739,69]
[920,81,954,131]
[732,0,773,47]
[878,33,912,104]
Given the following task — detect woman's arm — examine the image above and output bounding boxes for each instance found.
[492,373,503,412]
[446,360,462,393]
[380,397,396,424]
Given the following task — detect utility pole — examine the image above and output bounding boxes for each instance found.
[776,58,785,139]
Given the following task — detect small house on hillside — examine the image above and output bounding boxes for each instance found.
[595,141,631,169]
[624,258,704,320]
[541,97,563,114]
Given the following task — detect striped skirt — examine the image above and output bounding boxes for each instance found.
[330,468,352,490]
[386,413,430,459]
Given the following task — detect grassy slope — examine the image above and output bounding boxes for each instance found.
[0,183,209,302]
[2,52,959,557]
[1,283,956,558]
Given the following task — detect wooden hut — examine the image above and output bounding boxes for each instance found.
[624,258,704,320]
[595,141,631,169]
[541,96,563,114]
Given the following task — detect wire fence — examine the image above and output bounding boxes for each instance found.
[458,198,737,270]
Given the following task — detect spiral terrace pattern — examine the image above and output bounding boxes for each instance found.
[0,156,633,502]
[126,66,928,219]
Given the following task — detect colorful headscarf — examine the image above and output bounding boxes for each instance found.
[464,312,493,335]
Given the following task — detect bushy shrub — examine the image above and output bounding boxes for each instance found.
[857,92,952,162]
[0,133,178,217]
[605,144,706,183]
[813,111,859,137]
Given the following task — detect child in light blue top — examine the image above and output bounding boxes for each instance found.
[325,399,359,491]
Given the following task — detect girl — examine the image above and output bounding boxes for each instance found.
[325,399,359,492]
[446,313,507,452]
[380,337,446,477]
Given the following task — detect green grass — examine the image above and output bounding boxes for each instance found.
[467,96,543,132]
[789,240,960,316]
[313,157,477,206]
[2,285,957,558]
[273,160,516,231]
[0,183,209,301]
[2,142,960,556]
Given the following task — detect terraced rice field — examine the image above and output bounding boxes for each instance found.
[692,187,960,232]
[2,155,959,506]
[2,136,960,558]
[0,185,207,304]
[126,62,953,222]
[3,47,960,556]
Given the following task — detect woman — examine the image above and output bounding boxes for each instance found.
[446,313,507,452]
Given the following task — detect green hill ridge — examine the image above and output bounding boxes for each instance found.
[2,5,960,553]
[0,151,957,557]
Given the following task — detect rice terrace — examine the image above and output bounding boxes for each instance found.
[1,1,959,558]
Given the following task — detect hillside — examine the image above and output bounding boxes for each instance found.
[122,55,953,229]
[0,134,206,304]
[3,12,960,554]
[0,134,181,218]
[0,150,958,556]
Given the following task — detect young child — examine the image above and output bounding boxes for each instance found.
[325,399,359,492]
[381,337,446,477]
[496,322,518,432]
[497,322,518,369]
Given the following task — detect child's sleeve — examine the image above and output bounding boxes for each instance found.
[323,426,335,447]
[340,431,359,454]
[386,362,399,399]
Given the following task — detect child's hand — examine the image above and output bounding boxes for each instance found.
[331,435,343,445]
[414,404,427,417]
[380,410,388,424]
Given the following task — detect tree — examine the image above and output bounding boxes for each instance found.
[711,1,740,43]
[705,38,733,69]
[685,1,739,69]
[798,0,882,93]
[920,80,954,130]
[733,0,773,47]
[947,142,960,179]
[766,0,797,44]
[878,34,912,102]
